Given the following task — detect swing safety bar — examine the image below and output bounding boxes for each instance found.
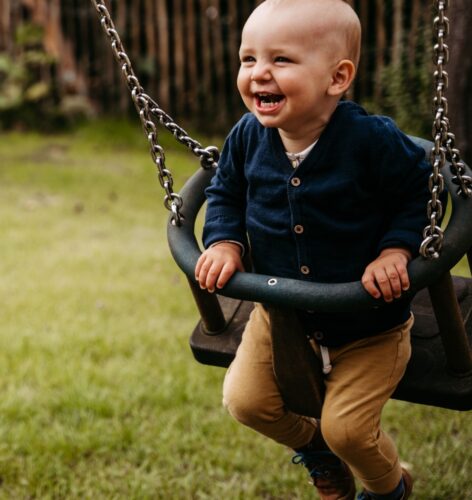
[168,139,472,314]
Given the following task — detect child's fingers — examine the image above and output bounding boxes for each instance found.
[385,265,402,299]
[395,263,410,291]
[363,265,409,302]
[216,261,243,288]
[361,271,381,299]
[373,268,394,302]
[196,255,215,289]
[362,251,411,302]
[195,246,244,292]
[215,264,231,289]
[195,254,206,280]
[203,262,222,292]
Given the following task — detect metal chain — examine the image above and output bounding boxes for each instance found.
[90,0,219,226]
[420,0,472,259]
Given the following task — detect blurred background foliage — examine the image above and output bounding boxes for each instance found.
[0,23,59,128]
[0,0,457,138]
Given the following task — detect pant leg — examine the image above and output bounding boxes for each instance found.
[222,303,317,449]
[316,316,413,494]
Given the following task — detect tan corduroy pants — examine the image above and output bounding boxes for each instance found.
[223,303,413,494]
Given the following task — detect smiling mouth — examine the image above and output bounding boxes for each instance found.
[255,93,285,109]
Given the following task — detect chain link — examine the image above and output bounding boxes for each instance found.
[90,0,220,226]
[420,0,472,259]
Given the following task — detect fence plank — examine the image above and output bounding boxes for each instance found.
[408,0,421,71]
[145,0,157,99]
[210,0,227,126]
[0,0,10,51]
[392,0,404,67]
[131,0,140,57]
[172,0,186,118]
[374,0,386,103]
[155,0,170,111]
[358,0,369,99]
[199,0,214,122]
[185,0,198,118]
[227,0,241,119]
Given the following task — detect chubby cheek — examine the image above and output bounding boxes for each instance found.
[237,72,253,110]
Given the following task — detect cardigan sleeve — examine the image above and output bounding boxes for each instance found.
[202,119,249,252]
[369,116,440,256]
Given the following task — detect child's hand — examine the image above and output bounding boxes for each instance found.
[195,242,244,293]
[361,248,412,302]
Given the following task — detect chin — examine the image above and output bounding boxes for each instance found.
[252,113,283,129]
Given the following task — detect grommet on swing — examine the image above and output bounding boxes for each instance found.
[91,0,472,416]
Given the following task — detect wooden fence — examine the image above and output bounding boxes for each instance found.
[0,0,431,132]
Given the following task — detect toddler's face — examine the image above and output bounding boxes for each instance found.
[237,7,340,138]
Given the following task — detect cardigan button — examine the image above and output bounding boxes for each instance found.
[291,177,301,187]
[300,265,310,275]
[313,331,324,341]
[294,224,304,234]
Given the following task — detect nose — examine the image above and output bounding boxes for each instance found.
[251,61,271,82]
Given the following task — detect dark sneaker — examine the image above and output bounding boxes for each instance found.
[292,450,356,500]
[357,468,413,500]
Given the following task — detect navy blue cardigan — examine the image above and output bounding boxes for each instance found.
[203,101,433,346]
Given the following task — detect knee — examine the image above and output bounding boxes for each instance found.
[223,384,282,429]
[321,415,372,458]
[222,392,262,427]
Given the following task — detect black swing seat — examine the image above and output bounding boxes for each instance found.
[189,277,472,411]
[168,138,472,412]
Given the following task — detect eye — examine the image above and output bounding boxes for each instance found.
[274,56,291,63]
[240,55,256,64]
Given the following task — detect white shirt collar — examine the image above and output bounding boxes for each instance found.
[285,140,318,168]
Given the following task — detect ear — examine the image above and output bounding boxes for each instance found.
[327,59,356,97]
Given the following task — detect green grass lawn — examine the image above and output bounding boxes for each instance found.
[0,121,470,499]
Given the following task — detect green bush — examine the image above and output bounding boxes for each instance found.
[364,26,433,139]
[0,23,69,130]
